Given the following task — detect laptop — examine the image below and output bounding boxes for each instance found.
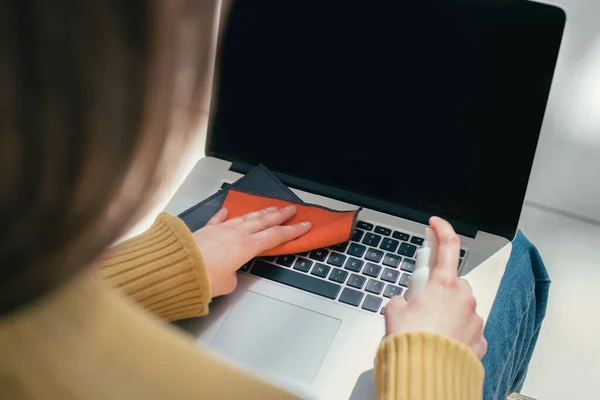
[165,1,566,398]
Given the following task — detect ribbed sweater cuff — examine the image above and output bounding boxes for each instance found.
[95,213,211,322]
[375,331,484,400]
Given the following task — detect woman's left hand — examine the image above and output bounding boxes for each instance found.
[192,206,311,297]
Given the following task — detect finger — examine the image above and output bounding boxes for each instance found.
[428,216,461,285]
[465,314,485,354]
[206,208,229,226]
[252,221,311,252]
[472,336,488,360]
[242,205,298,233]
[384,295,408,334]
[456,279,477,316]
[223,206,278,226]
[458,278,474,297]
[384,294,407,315]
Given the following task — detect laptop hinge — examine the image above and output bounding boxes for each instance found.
[230,162,479,238]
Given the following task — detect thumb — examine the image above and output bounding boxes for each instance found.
[428,216,460,284]
[206,208,228,226]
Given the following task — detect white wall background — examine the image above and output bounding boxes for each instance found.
[518,2,600,398]
[526,0,600,223]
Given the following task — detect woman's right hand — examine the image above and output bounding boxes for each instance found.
[383,216,488,359]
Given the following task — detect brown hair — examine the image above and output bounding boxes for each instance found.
[0,0,218,314]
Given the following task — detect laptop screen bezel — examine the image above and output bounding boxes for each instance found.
[204,0,567,240]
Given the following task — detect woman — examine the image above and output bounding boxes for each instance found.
[0,2,548,399]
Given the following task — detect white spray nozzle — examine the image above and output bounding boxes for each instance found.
[423,226,437,249]
[408,226,437,299]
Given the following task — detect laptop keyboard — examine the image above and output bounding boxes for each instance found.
[241,220,468,315]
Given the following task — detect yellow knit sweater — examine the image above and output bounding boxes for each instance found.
[0,213,484,399]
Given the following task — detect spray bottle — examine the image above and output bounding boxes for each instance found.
[407,226,437,300]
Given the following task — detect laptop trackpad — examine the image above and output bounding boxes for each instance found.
[210,290,341,383]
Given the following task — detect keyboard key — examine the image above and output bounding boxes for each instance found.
[362,294,383,312]
[339,288,364,307]
[329,269,348,283]
[365,248,384,263]
[298,251,309,257]
[344,257,364,272]
[330,242,349,253]
[401,259,416,273]
[374,226,392,236]
[293,258,313,272]
[365,279,384,294]
[383,285,403,298]
[261,256,276,262]
[327,252,346,267]
[458,258,463,269]
[380,238,399,252]
[362,233,382,247]
[398,242,417,257]
[363,263,382,278]
[383,253,401,268]
[460,249,466,257]
[347,274,366,289]
[347,243,367,258]
[399,273,410,287]
[381,268,400,283]
[309,248,329,261]
[311,263,330,278]
[351,229,365,242]
[276,255,295,267]
[410,236,424,246]
[392,231,410,241]
[357,221,374,231]
[251,260,341,300]
[240,260,253,272]
[220,182,231,189]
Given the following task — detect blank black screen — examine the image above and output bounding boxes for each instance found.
[207,0,565,239]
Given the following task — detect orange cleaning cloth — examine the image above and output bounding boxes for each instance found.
[221,189,360,256]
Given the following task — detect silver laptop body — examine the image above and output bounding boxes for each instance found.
[166,1,566,399]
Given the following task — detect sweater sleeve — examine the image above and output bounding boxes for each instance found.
[375,331,484,400]
[95,213,484,399]
[95,212,211,322]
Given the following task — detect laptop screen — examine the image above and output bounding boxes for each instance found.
[206,0,565,239]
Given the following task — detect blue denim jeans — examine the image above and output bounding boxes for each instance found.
[482,231,550,400]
